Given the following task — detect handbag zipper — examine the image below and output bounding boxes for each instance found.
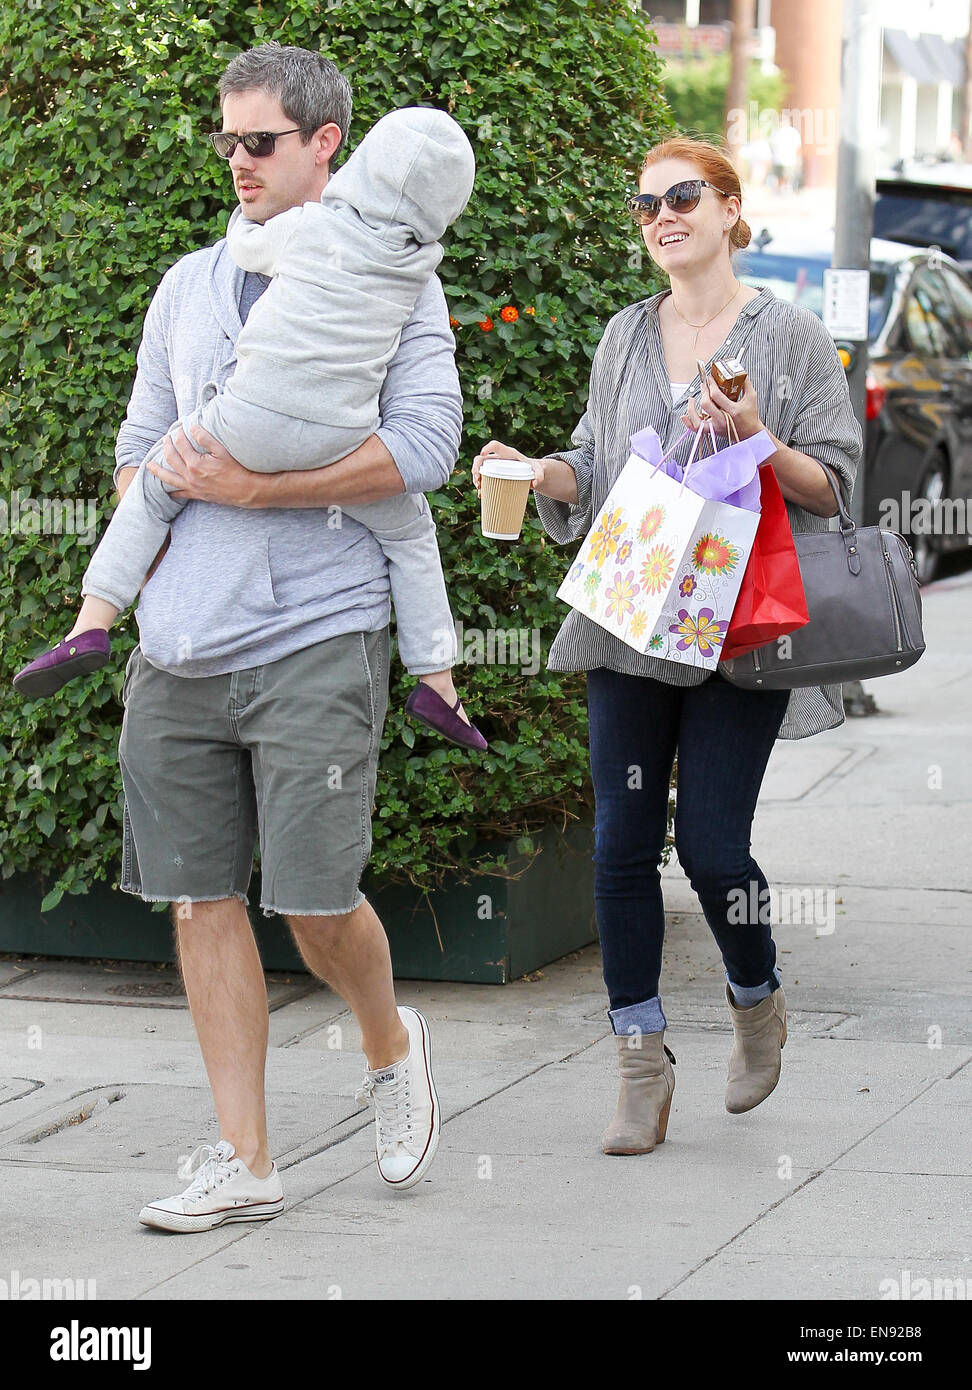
[883,543,903,652]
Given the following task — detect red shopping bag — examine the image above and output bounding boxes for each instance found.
[719,463,809,661]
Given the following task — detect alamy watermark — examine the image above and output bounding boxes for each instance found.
[424,619,542,676]
[878,492,972,542]
[1,1268,96,1300]
[1,490,98,545]
[50,1320,151,1370]
[727,102,837,157]
[879,1269,970,1300]
[727,882,836,936]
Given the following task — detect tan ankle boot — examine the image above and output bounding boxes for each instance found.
[725,984,786,1114]
[601,1030,676,1155]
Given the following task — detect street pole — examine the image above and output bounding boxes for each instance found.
[833,0,880,528]
[833,0,881,715]
[725,0,755,165]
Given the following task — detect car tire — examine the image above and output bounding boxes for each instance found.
[911,457,948,586]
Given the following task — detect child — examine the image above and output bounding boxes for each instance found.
[14,106,486,751]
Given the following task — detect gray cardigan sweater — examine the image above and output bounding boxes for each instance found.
[534,287,864,740]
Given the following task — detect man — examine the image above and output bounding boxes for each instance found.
[115,43,462,1232]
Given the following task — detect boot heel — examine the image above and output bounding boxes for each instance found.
[655,1086,674,1144]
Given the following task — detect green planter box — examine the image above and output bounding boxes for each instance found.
[0,823,596,984]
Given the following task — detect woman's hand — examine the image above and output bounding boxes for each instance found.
[472,440,545,495]
[681,366,763,441]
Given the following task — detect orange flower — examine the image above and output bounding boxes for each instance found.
[449,315,460,328]
[500,305,519,323]
[478,316,494,332]
[691,533,741,576]
[550,315,558,323]
[524,305,536,316]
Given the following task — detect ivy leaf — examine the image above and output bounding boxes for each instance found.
[40,886,64,913]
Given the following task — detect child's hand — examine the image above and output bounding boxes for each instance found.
[472,440,542,495]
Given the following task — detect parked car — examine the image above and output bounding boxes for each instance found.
[873,176,972,274]
[736,232,972,583]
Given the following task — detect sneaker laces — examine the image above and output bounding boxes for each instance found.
[355,1070,415,1155]
[180,1142,234,1201]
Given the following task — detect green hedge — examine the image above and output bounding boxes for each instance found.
[0,0,673,908]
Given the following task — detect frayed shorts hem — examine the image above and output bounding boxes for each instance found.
[118,885,251,907]
[262,890,367,919]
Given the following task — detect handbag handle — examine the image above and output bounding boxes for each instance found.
[814,461,861,576]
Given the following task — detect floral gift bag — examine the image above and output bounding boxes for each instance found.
[556,422,777,669]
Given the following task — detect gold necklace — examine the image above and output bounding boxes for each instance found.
[670,283,743,348]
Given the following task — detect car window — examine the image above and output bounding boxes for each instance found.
[904,271,962,357]
[735,252,826,320]
[866,265,894,339]
[874,190,972,263]
[736,252,892,339]
[938,267,972,357]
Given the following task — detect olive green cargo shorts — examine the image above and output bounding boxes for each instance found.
[118,628,390,915]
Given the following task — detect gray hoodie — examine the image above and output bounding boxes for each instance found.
[225,106,476,429]
[113,236,462,677]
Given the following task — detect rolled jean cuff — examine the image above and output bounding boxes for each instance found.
[726,966,782,1007]
[609,995,667,1037]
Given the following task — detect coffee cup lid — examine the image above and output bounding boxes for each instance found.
[480,459,535,481]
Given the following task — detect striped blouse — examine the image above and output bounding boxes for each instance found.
[534,285,864,740]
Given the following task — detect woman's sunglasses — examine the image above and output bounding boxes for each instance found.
[208,127,313,159]
[626,179,731,225]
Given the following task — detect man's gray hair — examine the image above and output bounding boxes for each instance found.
[219,42,353,160]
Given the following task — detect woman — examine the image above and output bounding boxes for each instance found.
[473,137,862,1154]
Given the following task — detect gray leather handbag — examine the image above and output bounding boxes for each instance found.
[720,464,925,690]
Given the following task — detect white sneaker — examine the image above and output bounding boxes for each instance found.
[138,1140,283,1233]
[355,1006,439,1189]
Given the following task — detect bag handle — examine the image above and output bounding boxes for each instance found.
[650,418,717,477]
[806,460,860,575]
[816,462,853,529]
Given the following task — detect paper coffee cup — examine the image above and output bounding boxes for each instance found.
[480,459,535,540]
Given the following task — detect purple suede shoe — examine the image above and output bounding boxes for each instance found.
[405,683,488,752]
[13,629,111,698]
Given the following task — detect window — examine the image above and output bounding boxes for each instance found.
[904,271,962,358]
[938,267,972,357]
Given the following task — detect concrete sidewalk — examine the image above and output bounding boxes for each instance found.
[0,570,969,1302]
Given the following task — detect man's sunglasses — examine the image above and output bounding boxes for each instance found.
[626,179,731,225]
[208,127,313,159]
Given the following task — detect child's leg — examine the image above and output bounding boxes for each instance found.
[14,413,214,696]
[209,392,367,473]
[342,494,474,725]
[76,400,242,637]
[77,438,189,628]
[77,398,365,640]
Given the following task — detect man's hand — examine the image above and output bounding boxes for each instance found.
[146,426,263,507]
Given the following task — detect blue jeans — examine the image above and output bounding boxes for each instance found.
[586,667,790,1034]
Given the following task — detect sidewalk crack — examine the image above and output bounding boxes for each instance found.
[657,1073,948,1299]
